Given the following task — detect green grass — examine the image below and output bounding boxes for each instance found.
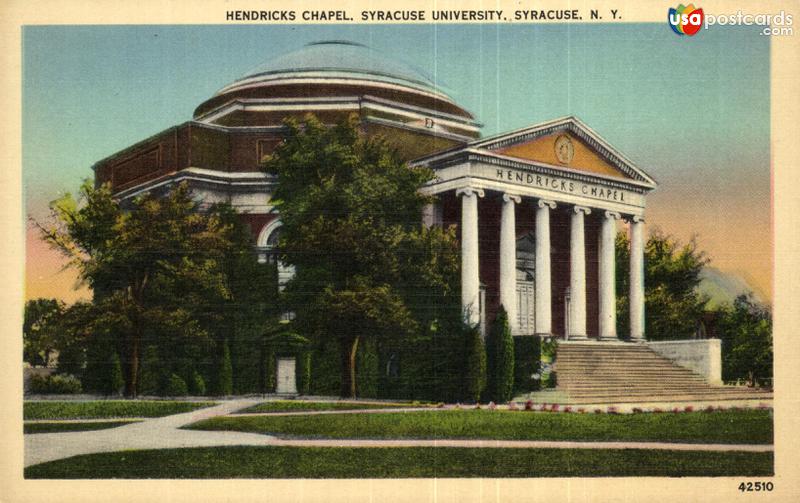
[236,400,429,414]
[187,409,773,445]
[23,400,216,420]
[23,446,773,478]
[24,420,142,434]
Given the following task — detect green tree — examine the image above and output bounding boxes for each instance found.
[190,370,207,396]
[53,301,95,378]
[217,341,233,396]
[262,114,459,398]
[487,306,514,403]
[23,298,66,367]
[108,352,124,396]
[462,323,487,403]
[616,229,709,340]
[138,345,162,396]
[716,294,773,387]
[37,181,276,397]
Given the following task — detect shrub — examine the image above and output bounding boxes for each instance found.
[684,405,694,412]
[165,373,188,396]
[262,348,276,394]
[108,352,124,396]
[217,341,233,396]
[513,336,540,394]
[29,374,83,394]
[356,340,379,398]
[190,371,206,396]
[524,400,533,411]
[297,352,312,395]
[138,346,162,396]
[462,323,486,403]
[540,337,559,388]
[487,306,514,403]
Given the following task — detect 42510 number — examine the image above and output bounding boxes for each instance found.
[738,481,774,492]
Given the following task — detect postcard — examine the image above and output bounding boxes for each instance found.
[2,0,799,501]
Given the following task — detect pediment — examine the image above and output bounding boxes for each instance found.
[471,117,656,186]
[494,131,628,179]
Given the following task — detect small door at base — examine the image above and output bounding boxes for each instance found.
[276,357,297,394]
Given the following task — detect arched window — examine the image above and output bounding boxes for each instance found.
[257,219,295,291]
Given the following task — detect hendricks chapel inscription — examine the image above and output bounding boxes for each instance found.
[495,168,629,203]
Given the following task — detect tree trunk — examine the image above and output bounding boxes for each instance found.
[339,336,360,398]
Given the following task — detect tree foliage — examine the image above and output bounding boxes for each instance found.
[262,114,460,398]
[716,294,773,387]
[37,181,278,396]
[616,228,710,339]
[487,306,514,403]
[462,323,487,403]
[23,298,66,367]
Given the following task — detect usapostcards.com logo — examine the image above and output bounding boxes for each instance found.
[668,4,704,36]
[669,4,794,36]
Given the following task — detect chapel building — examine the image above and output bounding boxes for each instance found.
[93,41,764,402]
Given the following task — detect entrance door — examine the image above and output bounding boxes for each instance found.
[276,357,297,394]
[516,279,536,335]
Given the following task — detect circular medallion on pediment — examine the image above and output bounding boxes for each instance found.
[554,135,574,165]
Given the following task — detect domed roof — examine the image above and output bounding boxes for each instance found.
[215,40,453,101]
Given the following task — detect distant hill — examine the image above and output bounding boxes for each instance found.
[696,267,766,309]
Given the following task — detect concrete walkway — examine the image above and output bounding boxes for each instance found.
[24,399,272,467]
[24,399,773,468]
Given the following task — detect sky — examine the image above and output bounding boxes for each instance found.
[22,23,771,303]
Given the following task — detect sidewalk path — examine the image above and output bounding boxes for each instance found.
[24,400,773,468]
[24,399,271,467]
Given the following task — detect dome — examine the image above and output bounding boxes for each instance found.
[227,41,448,98]
[194,40,472,120]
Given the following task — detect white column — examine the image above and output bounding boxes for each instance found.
[569,206,591,340]
[500,194,521,332]
[456,187,484,326]
[598,210,621,341]
[629,216,646,341]
[535,199,556,336]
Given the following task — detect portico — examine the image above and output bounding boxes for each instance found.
[413,116,657,341]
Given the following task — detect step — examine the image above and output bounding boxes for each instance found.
[551,343,761,404]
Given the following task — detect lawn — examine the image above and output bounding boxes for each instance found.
[23,400,216,420]
[24,420,142,434]
[236,400,430,414]
[24,446,773,478]
[187,409,773,445]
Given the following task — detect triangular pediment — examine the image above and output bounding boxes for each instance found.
[493,131,627,179]
[471,117,656,186]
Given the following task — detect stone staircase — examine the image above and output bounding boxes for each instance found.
[555,342,772,404]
